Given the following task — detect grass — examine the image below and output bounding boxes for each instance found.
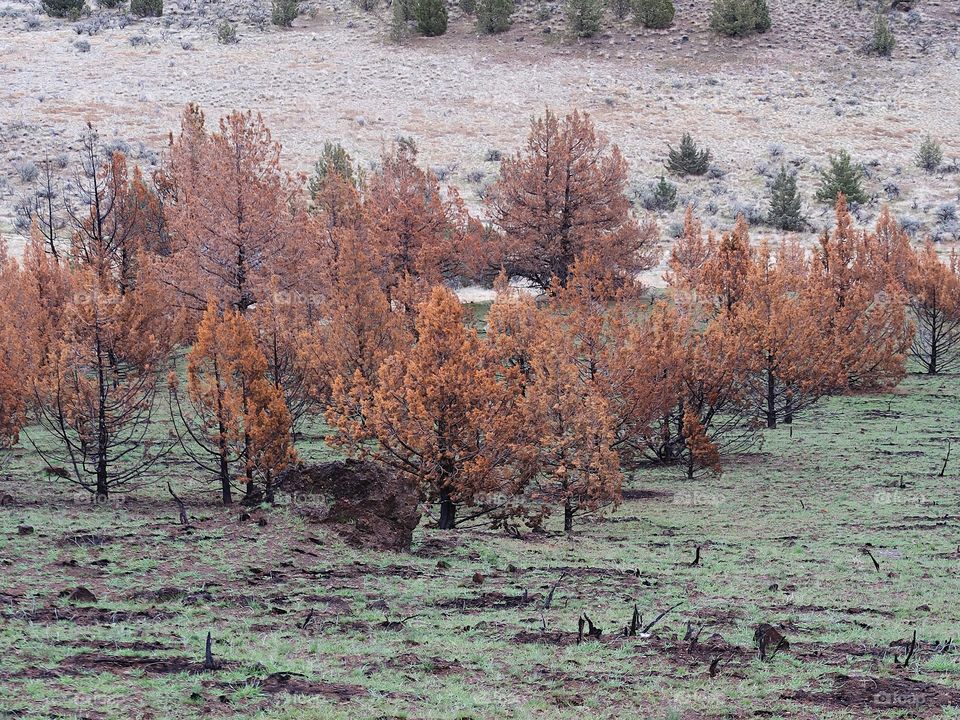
[1,372,959,718]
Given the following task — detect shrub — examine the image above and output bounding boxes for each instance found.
[666,133,711,176]
[217,20,238,43]
[41,0,85,18]
[271,0,298,26]
[647,175,678,212]
[916,134,942,173]
[709,0,769,37]
[390,0,411,40]
[566,0,603,37]
[459,0,476,14]
[414,0,448,35]
[609,0,631,21]
[767,165,804,231]
[308,142,360,199]
[99,0,124,7]
[815,150,868,205]
[868,12,895,56]
[130,0,162,16]
[633,0,674,28]
[477,0,513,32]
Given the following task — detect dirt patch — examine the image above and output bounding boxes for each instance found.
[435,591,539,610]
[786,673,960,710]
[248,671,367,701]
[3,605,170,625]
[62,652,213,675]
[621,488,672,501]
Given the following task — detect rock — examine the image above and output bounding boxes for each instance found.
[277,460,421,552]
[67,586,98,604]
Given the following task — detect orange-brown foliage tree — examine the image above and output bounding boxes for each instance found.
[664,206,716,291]
[0,237,35,448]
[31,268,172,498]
[907,242,960,374]
[328,286,523,529]
[730,239,840,427]
[160,107,305,317]
[300,228,410,413]
[68,130,164,293]
[363,143,479,295]
[486,109,658,292]
[812,196,912,390]
[171,303,295,504]
[489,285,621,532]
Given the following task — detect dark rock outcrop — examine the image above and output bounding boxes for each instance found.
[278,460,420,551]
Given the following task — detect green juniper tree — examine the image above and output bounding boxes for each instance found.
[308,142,362,201]
[271,0,299,26]
[666,133,711,176]
[768,165,804,231]
[477,0,514,33]
[650,175,678,212]
[566,0,603,38]
[415,0,448,35]
[42,0,85,17]
[868,12,895,56]
[709,0,769,37]
[633,0,674,28]
[916,134,943,173]
[816,150,868,205]
[129,0,162,16]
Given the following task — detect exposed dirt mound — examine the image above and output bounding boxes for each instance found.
[278,460,421,551]
[786,673,960,710]
[249,671,367,700]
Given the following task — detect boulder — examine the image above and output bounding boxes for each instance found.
[278,460,420,552]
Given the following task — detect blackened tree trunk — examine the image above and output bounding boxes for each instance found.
[766,360,777,429]
[438,491,456,530]
[564,499,574,533]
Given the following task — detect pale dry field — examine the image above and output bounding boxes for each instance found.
[1,0,959,272]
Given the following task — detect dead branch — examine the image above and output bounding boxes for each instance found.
[642,602,682,634]
[166,482,188,526]
[203,631,218,670]
[543,572,567,610]
[940,441,951,477]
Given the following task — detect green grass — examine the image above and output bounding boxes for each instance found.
[1,373,959,718]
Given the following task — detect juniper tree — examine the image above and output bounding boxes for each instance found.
[477,0,514,33]
[566,0,603,38]
[815,150,868,205]
[414,0,448,35]
[868,12,895,56]
[41,0,85,17]
[666,133,711,176]
[633,0,674,28]
[709,0,769,37]
[271,0,299,26]
[768,165,804,231]
[916,134,943,173]
[650,175,678,212]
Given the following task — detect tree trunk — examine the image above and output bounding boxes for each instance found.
[784,393,794,425]
[219,452,232,505]
[929,319,938,374]
[766,363,777,429]
[438,492,456,530]
[564,499,574,533]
